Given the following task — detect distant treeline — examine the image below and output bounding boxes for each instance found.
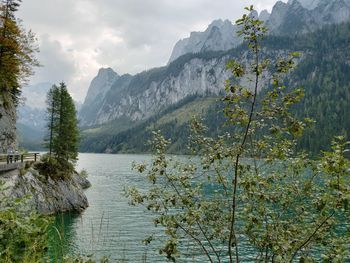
[79,23,350,156]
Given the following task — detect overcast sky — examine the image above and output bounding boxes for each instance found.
[17,0,284,102]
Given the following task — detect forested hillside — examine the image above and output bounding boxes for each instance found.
[80,23,350,155]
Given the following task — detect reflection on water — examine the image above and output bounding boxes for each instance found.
[46,154,260,262]
[48,153,166,262]
[49,212,80,261]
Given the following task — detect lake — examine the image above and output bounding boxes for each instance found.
[47,153,348,262]
[49,153,169,262]
[47,153,258,262]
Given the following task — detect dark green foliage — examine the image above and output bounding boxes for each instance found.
[262,23,350,154]
[128,8,350,262]
[0,185,50,262]
[37,83,79,178]
[35,154,74,179]
[80,22,350,156]
[79,95,223,154]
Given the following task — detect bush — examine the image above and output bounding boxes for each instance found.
[127,8,350,262]
[35,154,74,179]
[79,169,88,178]
[0,184,51,262]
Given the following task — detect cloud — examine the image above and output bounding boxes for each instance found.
[32,34,76,85]
[17,0,283,102]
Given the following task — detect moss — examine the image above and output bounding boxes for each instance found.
[19,168,26,176]
[34,154,73,180]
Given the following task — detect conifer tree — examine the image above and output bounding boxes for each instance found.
[56,82,79,164]
[46,84,60,157]
[44,83,79,175]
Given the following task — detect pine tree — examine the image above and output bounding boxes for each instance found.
[45,84,60,157]
[55,82,79,164]
[43,83,79,176]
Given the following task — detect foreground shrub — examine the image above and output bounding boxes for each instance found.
[127,7,350,262]
[0,185,50,262]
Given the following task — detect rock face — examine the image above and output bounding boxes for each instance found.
[83,68,120,106]
[18,82,52,131]
[0,102,17,153]
[0,168,90,215]
[79,68,120,126]
[79,49,277,126]
[167,0,350,63]
[267,0,350,35]
[168,19,240,64]
[95,57,230,124]
[79,0,350,129]
[80,57,231,126]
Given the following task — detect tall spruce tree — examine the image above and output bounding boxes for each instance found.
[56,82,79,163]
[46,84,60,157]
[44,82,79,175]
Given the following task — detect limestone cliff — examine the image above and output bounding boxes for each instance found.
[79,0,350,128]
[0,101,17,153]
[0,168,91,215]
[168,19,240,64]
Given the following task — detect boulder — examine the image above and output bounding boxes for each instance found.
[0,168,91,215]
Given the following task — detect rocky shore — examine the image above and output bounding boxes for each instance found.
[0,168,91,215]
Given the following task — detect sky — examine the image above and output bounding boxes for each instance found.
[17,0,284,102]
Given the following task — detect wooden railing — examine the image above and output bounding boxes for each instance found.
[0,153,40,173]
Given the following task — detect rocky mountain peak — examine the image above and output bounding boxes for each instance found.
[259,10,271,22]
[288,0,304,9]
[207,19,231,29]
[267,0,318,35]
[248,10,259,19]
[79,0,350,129]
[168,19,239,63]
[97,67,119,78]
[83,67,119,106]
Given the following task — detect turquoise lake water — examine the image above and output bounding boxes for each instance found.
[49,153,169,262]
[47,153,349,262]
[47,153,258,262]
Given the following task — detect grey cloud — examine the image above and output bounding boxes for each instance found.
[18,0,283,101]
[31,34,76,84]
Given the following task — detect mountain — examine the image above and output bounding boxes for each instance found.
[83,67,119,105]
[18,82,51,130]
[79,67,120,126]
[298,0,321,9]
[16,82,52,150]
[168,0,350,63]
[168,19,240,63]
[80,54,229,126]
[267,0,350,35]
[18,81,87,150]
[79,23,350,154]
[79,0,350,154]
[80,0,350,129]
[168,10,273,64]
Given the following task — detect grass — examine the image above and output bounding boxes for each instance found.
[81,117,135,136]
[155,97,217,127]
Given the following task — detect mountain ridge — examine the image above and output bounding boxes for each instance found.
[79,22,350,154]
[19,0,350,154]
